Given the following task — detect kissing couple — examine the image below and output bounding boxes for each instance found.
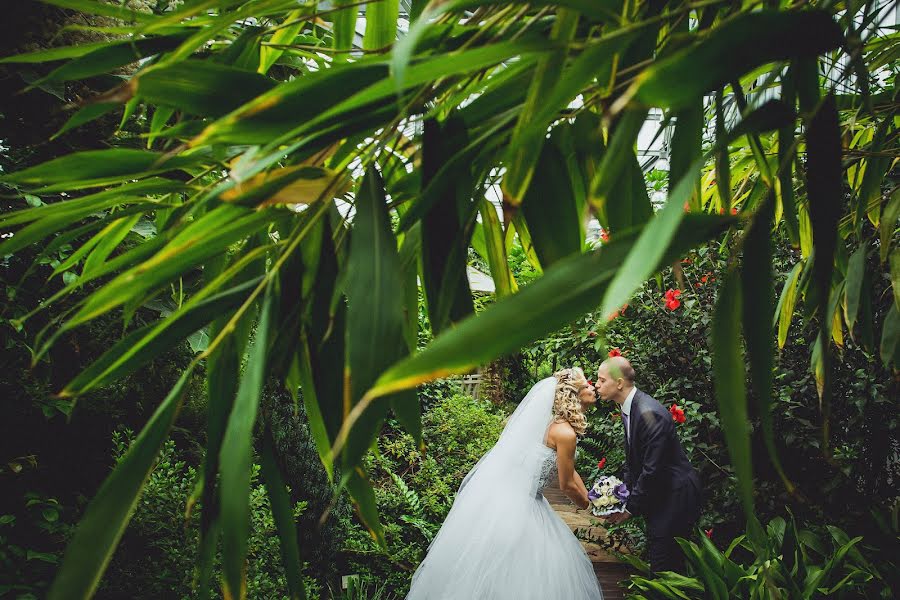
[406,356,702,599]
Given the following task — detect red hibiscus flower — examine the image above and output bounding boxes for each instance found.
[608,348,622,358]
[586,379,593,386]
[664,289,682,311]
[669,403,686,424]
[705,528,714,539]
[600,229,610,243]
[597,457,607,469]
[731,207,738,215]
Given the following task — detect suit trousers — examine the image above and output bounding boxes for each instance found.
[644,474,702,574]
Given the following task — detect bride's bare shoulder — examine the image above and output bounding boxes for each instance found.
[546,420,577,446]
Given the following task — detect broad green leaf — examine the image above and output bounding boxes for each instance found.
[136,61,276,117]
[712,269,762,546]
[479,197,516,297]
[346,467,385,548]
[882,300,900,368]
[630,10,843,109]
[0,40,122,64]
[40,33,191,83]
[147,105,175,149]
[260,433,307,600]
[589,107,648,218]
[60,277,261,397]
[741,195,792,493]
[880,188,900,262]
[670,99,703,211]
[47,367,195,600]
[344,166,414,467]
[806,95,842,450]
[52,102,120,140]
[220,288,274,600]
[65,204,275,329]
[520,138,582,268]
[364,0,400,51]
[0,149,199,189]
[844,243,867,333]
[363,214,728,398]
[332,2,357,53]
[775,261,803,349]
[891,250,900,313]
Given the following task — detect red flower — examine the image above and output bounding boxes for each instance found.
[587,379,593,386]
[669,403,686,424]
[600,229,610,243]
[700,274,709,283]
[608,348,622,358]
[597,457,607,469]
[705,528,714,539]
[664,289,682,311]
[731,207,738,215]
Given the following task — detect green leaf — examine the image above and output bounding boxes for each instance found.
[47,367,195,600]
[65,204,274,329]
[344,166,414,468]
[712,269,762,546]
[82,214,142,277]
[259,432,306,600]
[774,261,803,349]
[345,467,385,548]
[881,302,900,368]
[332,2,357,53]
[136,61,276,118]
[36,0,155,22]
[0,149,199,190]
[219,288,274,600]
[630,10,843,109]
[0,40,124,64]
[60,277,261,397]
[778,66,800,245]
[880,188,900,262]
[364,214,728,397]
[844,243,867,333]
[520,138,582,268]
[478,197,516,297]
[741,195,793,493]
[364,0,400,51]
[670,100,703,212]
[259,9,307,75]
[52,102,120,140]
[40,33,191,83]
[891,249,900,313]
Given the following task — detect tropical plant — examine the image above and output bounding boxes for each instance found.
[625,514,889,598]
[0,0,897,598]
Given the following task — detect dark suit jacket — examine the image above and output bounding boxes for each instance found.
[622,388,701,536]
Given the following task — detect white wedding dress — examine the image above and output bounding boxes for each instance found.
[406,377,603,599]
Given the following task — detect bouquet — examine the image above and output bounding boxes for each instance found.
[588,475,629,517]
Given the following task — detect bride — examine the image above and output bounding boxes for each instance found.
[406,368,603,599]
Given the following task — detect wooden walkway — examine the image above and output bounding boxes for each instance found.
[543,484,634,600]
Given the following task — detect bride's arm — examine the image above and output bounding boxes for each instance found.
[555,429,590,510]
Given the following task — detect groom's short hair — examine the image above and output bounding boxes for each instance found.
[601,356,635,383]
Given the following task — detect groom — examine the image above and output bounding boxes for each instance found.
[594,356,702,573]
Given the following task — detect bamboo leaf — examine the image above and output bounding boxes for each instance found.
[775,261,803,349]
[220,288,274,600]
[891,250,900,313]
[844,243,867,333]
[260,9,307,74]
[364,0,399,51]
[47,367,195,600]
[81,214,142,277]
[712,269,763,546]
[52,102,120,140]
[260,431,307,600]
[60,277,261,397]
[65,205,275,329]
[880,188,900,262]
[880,302,899,368]
[521,138,582,268]
[478,197,516,297]
[630,10,843,109]
[345,166,414,467]
[345,467,385,548]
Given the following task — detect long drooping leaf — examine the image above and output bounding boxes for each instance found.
[775,261,804,349]
[881,301,900,368]
[712,269,763,546]
[806,94,842,453]
[520,138,582,268]
[136,60,276,117]
[364,0,400,51]
[344,166,413,469]
[260,431,307,600]
[881,188,900,262]
[844,243,868,334]
[630,10,843,110]
[0,149,199,189]
[259,8,307,75]
[478,197,516,297]
[219,288,275,600]
[361,214,728,399]
[741,194,793,493]
[48,367,195,600]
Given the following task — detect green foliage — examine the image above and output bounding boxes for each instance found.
[100,430,321,599]
[626,514,889,599]
[339,392,509,595]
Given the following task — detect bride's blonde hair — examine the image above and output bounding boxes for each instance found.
[552,368,589,436]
